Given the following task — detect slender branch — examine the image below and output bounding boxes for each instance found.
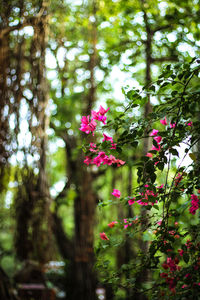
[152,24,172,33]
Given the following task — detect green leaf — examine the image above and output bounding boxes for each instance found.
[189,153,196,161]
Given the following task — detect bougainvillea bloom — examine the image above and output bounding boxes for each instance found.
[100,232,109,240]
[187,121,192,126]
[146,152,153,157]
[102,133,113,143]
[151,144,161,151]
[108,221,118,228]
[123,219,132,229]
[112,189,121,198]
[110,143,117,149]
[84,156,93,165]
[178,249,184,256]
[154,136,162,143]
[84,152,125,168]
[157,184,164,189]
[79,115,97,134]
[128,198,135,205]
[189,194,199,215]
[89,143,98,152]
[160,273,168,278]
[160,116,167,125]
[150,129,159,136]
[91,106,109,124]
[136,188,158,206]
[98,105,110,116]
[170,122,176,128]
[91,106,110,124]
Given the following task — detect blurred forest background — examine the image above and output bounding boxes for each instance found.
[0,0,200,299]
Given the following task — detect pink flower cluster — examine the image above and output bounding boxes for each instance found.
[80,106,125,170]
[128,185,158,206]
[79,105,110,134]
[102,133,117,149]
[151,129,162,152]
[146,128,162,156]
[161,257,181,293]
[189,194,199,215]
[108,221,118,228]
[124,218,132,229]
[123,217,139,229]
[160,117,167,126]
[112,189,121,198]
[92,106,110,125]
[137,188,157,206]
[84,152,125,167]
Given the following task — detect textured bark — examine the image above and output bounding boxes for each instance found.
[12,0,54,264]
[70,3,98,296]
[51,2,98,298]
[0,3,12,193]
[72,169,97,300]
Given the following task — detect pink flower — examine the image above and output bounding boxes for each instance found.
[93,156,103,167]
[102,133,113,143]
[98,151,106,158]
[157,219,162,226]
[108,221,118,228]
[160,272,168,278]
[182,285,188,289]
[123,219,132,229]
[128,198,135,205]
[84,156,93,165]
[186,121,192,126]
[98,105,110,116]
[91,106,110,125]
[146,152,153,157]
[100,232,109,240]
[151,144,161,151]
[189,194,199,215]
[150,129,159,136]
[92,110,107,124]
[157,184,164,189]
[110,143,117,149]
[178,249,184,256]
[166,257,179,272]
[112,189,121,198]
[79,115,97,134]
[154,136,162,143]
[170,122,176,128]
[91,110,100,120]
[114,159,126,167]
[160,117,167,125]
[89,143,98,152]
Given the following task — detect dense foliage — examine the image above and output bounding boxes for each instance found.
[1,0,200,299]
[81,59,200,299]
